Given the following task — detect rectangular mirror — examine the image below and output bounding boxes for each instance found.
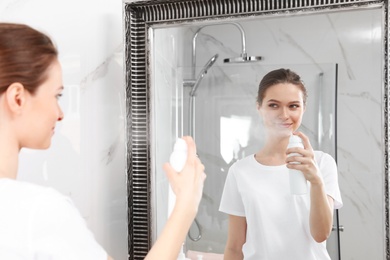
[124,1,388,259]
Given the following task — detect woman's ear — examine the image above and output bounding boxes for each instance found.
[5,83,27,114]
[256,102,261,111]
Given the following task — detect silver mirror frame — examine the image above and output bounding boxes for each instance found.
[123,0,390,259]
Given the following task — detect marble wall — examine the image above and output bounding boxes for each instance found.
[0,0,128,259]
[153,7,384,260]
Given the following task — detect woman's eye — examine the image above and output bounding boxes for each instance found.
[268,103,278,108]
[56,93,63,100]
[290,104,299,109]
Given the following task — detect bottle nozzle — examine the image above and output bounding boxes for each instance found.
[289,134,302,144]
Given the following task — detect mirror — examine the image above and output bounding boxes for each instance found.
[124,1,389,259]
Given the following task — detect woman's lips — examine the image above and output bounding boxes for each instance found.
[280,123,293,128]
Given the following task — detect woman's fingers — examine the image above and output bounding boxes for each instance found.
[164,136,206,200]
[182,136,197,167]
[195,157,206,183]
[293,131,313,151]
[286,132,319,179]
[163,162,175,180]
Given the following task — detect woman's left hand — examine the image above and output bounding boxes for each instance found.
[285,131,322,185]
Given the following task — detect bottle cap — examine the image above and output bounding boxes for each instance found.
[174,138,187,151]
[289,135,302,144]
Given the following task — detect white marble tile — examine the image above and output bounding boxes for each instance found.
[1,0,128,259]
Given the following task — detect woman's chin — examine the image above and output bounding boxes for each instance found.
[26,141,51,150]
[268,129,293,139]
[277,128,294,136]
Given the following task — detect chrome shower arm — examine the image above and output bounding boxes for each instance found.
[191,22,247,78]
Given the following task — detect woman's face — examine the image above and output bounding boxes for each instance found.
[257,83,305,138]
[20,59,64,149]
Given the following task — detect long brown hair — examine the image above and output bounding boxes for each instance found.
[0,23,58,95]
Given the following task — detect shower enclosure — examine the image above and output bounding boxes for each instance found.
[151,22,339,257]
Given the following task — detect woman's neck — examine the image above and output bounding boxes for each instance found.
[0,132,19,179]
[255,135,290,166]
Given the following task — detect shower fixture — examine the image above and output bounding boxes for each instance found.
[184,54,219,140]
[220,22,262,63]
[191,22,261,77]
[189,53,219,97]
[183,22,261,242]
[185,22,261,91]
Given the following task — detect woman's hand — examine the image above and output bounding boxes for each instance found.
[145,136,206,260]
[163,136,206,217]
[285,131,322,185]
[286,131,334,242]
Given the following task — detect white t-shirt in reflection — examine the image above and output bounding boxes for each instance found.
[0,178,107,260]
[219,151,343,260]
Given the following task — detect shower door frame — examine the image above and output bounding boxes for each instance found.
[123,1,390,259]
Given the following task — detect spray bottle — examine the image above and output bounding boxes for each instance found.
[169,138,188,172]
[287,135,307,195]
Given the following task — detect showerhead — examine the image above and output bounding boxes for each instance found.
[224,53,262,63]
[203,53,219,72]
[189,53,219,96]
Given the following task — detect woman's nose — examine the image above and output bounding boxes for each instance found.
[279,107,289,118]
[58,107,64,121]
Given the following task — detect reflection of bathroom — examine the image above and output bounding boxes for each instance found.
[153,8,382,260]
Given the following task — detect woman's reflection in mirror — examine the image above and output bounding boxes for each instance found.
[219,68,343,260]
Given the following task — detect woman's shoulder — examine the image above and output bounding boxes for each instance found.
[229,154,257,170]
[313,150,335,161]
[0,179,77,232]
[0,178,69,206]
[313,151,337,169]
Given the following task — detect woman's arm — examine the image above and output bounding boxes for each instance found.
[145,136,206,260]
[286,132,334,243]
[309,182,334,242]
[224,215,246,260]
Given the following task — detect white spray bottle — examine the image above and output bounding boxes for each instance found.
[287,135,307,195]
[169,138,188,172]
[167,138,188,218]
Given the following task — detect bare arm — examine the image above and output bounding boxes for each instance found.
[145,136,206,260]
[309,184,334,242]
[224,215,246,260]
[286,132,334,243]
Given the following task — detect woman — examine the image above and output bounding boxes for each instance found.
[0,23,205,259]
[219,68,342,260]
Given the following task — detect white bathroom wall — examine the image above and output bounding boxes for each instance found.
[152,7,383,260]
[0,1,128,259]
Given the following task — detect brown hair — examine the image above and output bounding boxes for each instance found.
[0,23,58,96]
[257,68,307,106]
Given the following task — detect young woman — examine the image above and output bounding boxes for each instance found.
[219,68,342,260]
[0,23,206,260]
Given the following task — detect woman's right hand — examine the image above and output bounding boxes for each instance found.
[145,137,206,260]
[163,136,206,216]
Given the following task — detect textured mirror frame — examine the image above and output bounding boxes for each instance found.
[123,0,390,259]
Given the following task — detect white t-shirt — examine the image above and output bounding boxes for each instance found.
[219,151,343,260]
[0,178,107,260]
